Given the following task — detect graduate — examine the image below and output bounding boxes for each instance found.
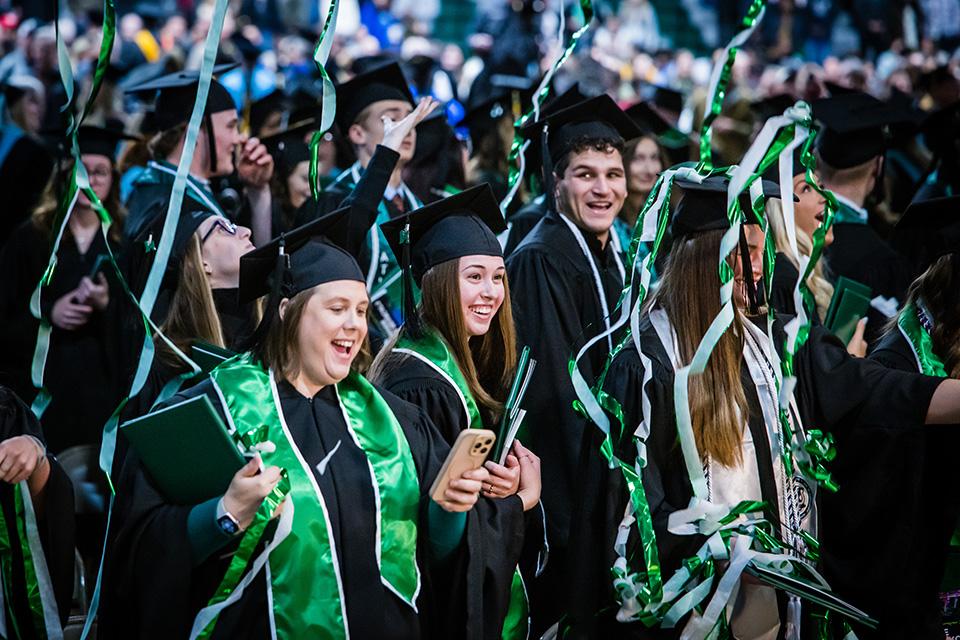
[0,126,133,453]
[504,93,640,634]
[121,208,257,421]
[262,118,315,236]
[593,176,960,638]
[292,62,438,345]
[814,92,912,344]
[102,209,531,639]
[122,64,275,248]
[370,184,545,638]
[763,149,834,324]
[823,195,960,638]
[0,385,75,633]
[0,76,55,245]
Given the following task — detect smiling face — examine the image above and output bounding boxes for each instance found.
[286,280,369,387]
[792,172,833,247]
[197,215,255,289]
[351,99,416,163]
[458,255,506,337]
[732,223,767,310]
[555,146,627,243]
[628,136,663,196]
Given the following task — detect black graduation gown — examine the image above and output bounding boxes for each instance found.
[505,208,624,632]
[0,220,123,453]
[0,386,74,629]
[210,288,257,351]
[122,161,225,243]
[817,328,960,639]
[375,352,548,608]
[581,314,944,638]
[0,129,54,246]
[824,204,910,346]
[102,378,525,640]
[768,252,823,324]
[503,195,546,258]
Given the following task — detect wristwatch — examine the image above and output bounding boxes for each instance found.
[216,498,242,536]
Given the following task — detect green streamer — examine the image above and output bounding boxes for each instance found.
[697,0,767,172]
[307,0,340,200]
[500,0,596,212]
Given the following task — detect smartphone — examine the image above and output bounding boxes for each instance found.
[87,254,109,279]
[429,429,496,504]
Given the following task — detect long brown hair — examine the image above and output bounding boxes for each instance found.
[31,159,125,243]
[653,229,749,467]
[890,253,960,378]
[156,235,225,370]
[371,258,518,420]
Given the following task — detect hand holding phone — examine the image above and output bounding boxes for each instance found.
[430,429,496,508]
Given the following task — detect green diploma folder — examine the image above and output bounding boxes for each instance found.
[824,277,872,345]
[120,394,246,504]
[190,341,236,374]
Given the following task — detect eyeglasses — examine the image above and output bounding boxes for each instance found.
[200,218,238,244]
[86,167,112,180]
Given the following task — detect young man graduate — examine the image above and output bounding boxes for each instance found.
[122,64,275,248]
[292,62,438,347]
[814,92,912,345]
[504,93,640,635]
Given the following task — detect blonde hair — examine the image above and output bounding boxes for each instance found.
[31,160,125,243]
[654,230,749,467]
[765,198,834,321]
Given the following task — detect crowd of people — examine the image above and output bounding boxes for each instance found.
[0,0,959,638]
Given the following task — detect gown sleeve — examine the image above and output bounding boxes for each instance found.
[794,322,944,432]
[380,389,526,640]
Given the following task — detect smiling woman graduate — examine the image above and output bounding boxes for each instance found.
[101,209,523,639]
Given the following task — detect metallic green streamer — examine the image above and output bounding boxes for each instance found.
[308,0,340,200]
[500,0,595,212]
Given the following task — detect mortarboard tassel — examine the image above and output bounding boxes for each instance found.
[399,220,422,338]
[737,224,760,316]
[541,123,555,212]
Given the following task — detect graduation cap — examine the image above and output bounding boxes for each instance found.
[248,88,286,135]
[920,101,960,154]
[813,92,914,169]
[335,62,414,131]
[624,100,691,154]
[124,63,240,130]
[520,94,642,167]
[672,175,789,313]
[380,184,505,333]
[261,118,315,176]
[893,195,960,275]
[640,83,685,116]
[458,92,511,144]
[749,94,797,121]
[0,74,43,103]
[125,63,240,173]
[672,175,789,238]
[824,80,859,96]
[77,125,140,161]
[239,206,363,304]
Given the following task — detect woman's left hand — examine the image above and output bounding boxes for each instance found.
[482,456,520,499]
[76,273,109,311]
[0,436,45,485]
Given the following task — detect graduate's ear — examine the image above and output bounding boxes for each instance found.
[348,122,368,147]
[201,259,213,277]
[278,297,290,321]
